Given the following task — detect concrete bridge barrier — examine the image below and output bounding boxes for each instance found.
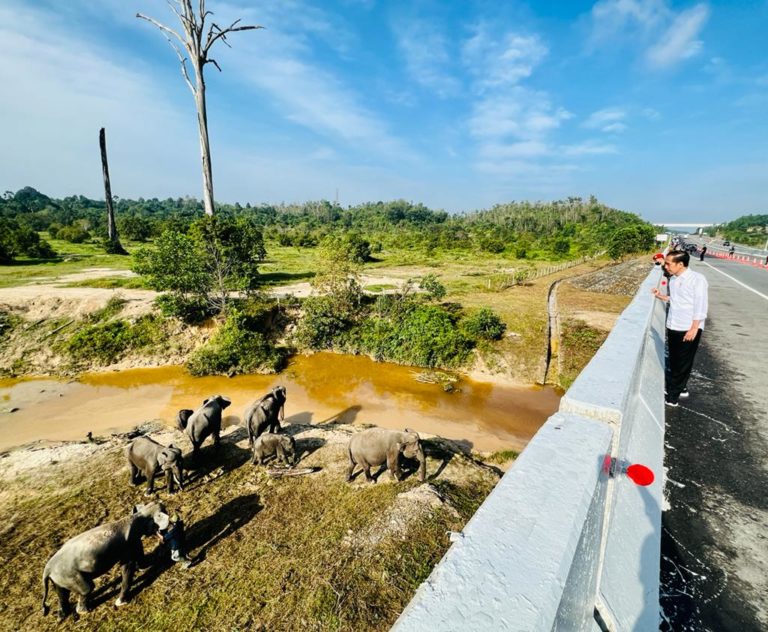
[393,267,666,631]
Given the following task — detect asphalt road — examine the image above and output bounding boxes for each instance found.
[660,253,768,631]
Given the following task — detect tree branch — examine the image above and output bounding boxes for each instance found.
[137,12,196,94]
[136,12,186,47]
[206,58,222,72]
[203,20,263,56]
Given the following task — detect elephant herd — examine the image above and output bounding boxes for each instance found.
[41,386,427,620]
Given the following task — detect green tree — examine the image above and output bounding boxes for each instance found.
[419,274,446,301]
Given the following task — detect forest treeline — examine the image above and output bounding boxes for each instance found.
[1,187,656,263]
[715,214,768,247]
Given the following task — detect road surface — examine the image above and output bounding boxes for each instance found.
[660,253,768,630]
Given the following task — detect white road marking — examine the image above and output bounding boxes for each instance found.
[702,261,768,301]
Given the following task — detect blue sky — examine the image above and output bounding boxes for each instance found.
[1,0,766,223]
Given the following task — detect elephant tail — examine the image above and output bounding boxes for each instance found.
[41,563,51,616]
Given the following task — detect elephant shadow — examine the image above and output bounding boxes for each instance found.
[294,437,327,464]
[421,437,474,481]
[182,427,252,488]
[91,493,263,606]
[286,411,313,424]
[319,405,362,426]
[185,493,263,561]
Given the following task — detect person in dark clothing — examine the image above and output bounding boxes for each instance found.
[157,513,193,569]
[699,245,707,261]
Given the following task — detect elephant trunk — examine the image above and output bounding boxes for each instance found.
[417,446,427,482]
[173,464,184,490]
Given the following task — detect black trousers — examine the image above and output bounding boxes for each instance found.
[666,328,702,401]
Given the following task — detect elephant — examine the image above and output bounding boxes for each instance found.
[177,395,231,457]
[251,433,296,466]
[41,503,170,619]
[244,386,287,449]
[347,428,426,483]
[126,436,184,495]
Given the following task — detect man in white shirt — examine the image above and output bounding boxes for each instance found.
[651,249,709,407]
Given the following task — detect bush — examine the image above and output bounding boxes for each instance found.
[0,218,56,262]
[186,309,286,376]
[56,224,91,243]
[419,274,446,301]
[361,304,473,368]
[66,315,163,365]
[461,308,506,341]
[295,295,357,350]
[155,294,215,325]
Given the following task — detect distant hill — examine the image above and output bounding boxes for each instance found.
[717,214,768,247]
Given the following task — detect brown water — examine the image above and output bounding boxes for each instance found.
[0,353,560,453]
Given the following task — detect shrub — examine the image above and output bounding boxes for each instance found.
[361,304,473,368]
[419,274,446,301]
[461,308,506,341]
[0,218,56,262]
[294,295,357,350]
[57,224,91,243]
[186,309,285,376]
[65,315,163,365]
[155,293,215,325]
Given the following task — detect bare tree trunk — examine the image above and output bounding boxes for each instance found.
[194,69,215,216]
[99,128,127,255]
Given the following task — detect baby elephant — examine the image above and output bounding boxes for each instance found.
[127,436,184,495]
[251,434,296,466]
[347,428,426,483]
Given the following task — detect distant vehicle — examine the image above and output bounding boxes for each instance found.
[723,241,731,246]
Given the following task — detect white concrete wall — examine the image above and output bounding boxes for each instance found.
[393,268,665,632]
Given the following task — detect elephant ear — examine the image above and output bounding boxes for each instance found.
[158,450,169,468]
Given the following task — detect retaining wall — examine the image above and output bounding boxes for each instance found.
[393,267,665,631]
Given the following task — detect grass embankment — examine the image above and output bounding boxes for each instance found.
[0,424,498,631]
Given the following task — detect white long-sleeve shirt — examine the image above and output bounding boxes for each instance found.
[667,268,708,331]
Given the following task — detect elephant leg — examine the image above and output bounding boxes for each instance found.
[129,463,139,486]
[363,464,375,483]
[346,459,356,482]
[55,585,71,620]
[166,471,174,494]
[145,471,156,496]
[387,452,401,481]
[115,562,135,606]
[213,430,221,447]
[68,573,94,615]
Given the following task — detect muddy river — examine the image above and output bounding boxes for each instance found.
[0,353,560,454]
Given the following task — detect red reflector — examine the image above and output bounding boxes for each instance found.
[626,464,654,486]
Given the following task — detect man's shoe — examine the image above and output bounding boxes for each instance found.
[665,398,679,407]
[679,390,689,398]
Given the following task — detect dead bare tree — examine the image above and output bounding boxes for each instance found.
[137,1,262,216]
[99,127,127,254]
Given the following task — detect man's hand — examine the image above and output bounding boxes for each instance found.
[651,288,667,301]
[683,327,698,342]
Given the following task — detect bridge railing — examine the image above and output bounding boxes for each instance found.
[392,267,665,631]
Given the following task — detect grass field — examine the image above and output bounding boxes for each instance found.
[0,425,497,631]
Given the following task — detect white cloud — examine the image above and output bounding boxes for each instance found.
[646,4,709,67]
[587,0,709,68]
[583,108,628,132]
[469,88,572,141]
[216,4,409,159]
[0,4,198,199]
[392,17,460,97]
[463,27,548,91]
